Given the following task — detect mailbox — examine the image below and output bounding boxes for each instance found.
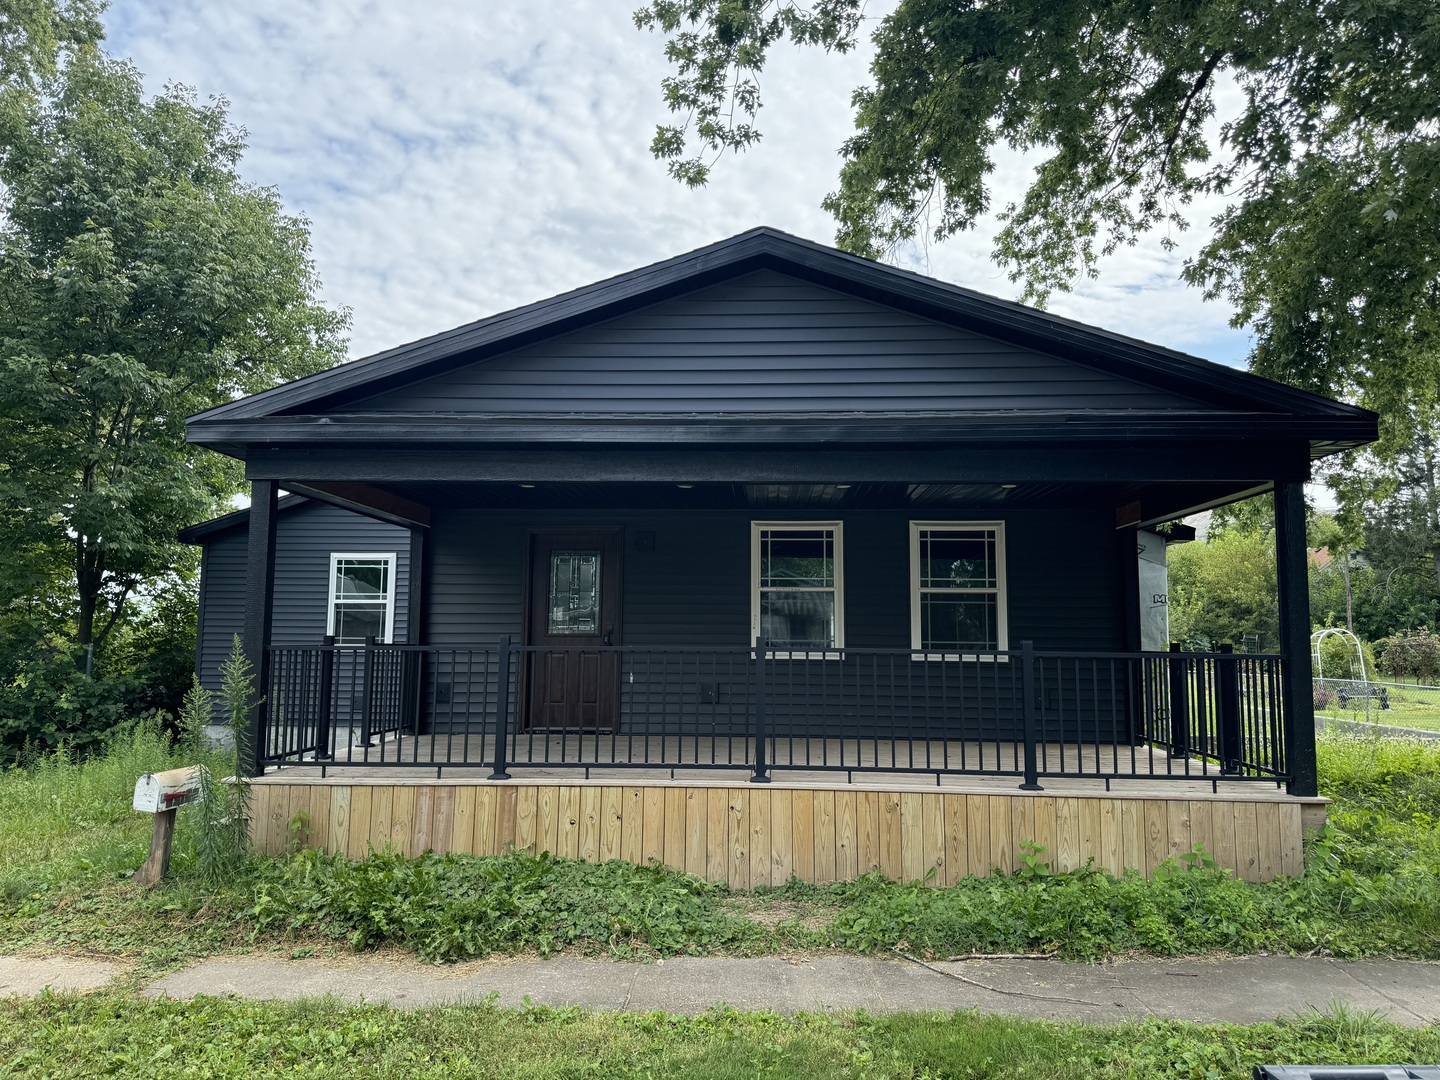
[133,765,206,813]
[132,764,209,886]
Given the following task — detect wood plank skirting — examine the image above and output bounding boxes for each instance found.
[248,779,1320,884]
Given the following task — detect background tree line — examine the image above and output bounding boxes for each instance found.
[0,0,346,758]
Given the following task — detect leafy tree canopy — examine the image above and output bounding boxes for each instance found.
[637,0,1440,453]
[0,48,348,650]
[0,0,102,94]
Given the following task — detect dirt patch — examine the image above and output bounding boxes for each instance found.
[727,897,836,933]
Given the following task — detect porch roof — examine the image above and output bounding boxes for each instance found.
[186,227,1377,464]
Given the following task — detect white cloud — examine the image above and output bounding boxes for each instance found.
[105,1,1250,365]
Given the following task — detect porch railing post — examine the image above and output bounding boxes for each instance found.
[751,635,770,783]
[316,635,335,760]
[1218,643,1242,774]
[1167,642,1189,759]
[488,635,512,780]
[1019,639,1042,791]
[359,635,376,746]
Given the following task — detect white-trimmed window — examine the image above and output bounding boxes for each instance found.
[910,522,1008,656]
[751,522,844,651]
[327,553,398,644]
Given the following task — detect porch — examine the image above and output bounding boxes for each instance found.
[249,776,1317,885]
[248,640,1321,884]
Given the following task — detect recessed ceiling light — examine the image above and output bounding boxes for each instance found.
[518,483,536,489]
[835,484,852,490]
[1000,484,1018,490]
[676,484,694,489]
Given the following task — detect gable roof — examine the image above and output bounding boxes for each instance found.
[186,227,1376,455]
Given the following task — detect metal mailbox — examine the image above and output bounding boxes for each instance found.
[133,765,206,814]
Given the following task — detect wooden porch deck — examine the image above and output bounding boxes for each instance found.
[263,732,1293,799]
[250,736,1321,885]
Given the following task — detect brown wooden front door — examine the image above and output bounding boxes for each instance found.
[524,528,623,730]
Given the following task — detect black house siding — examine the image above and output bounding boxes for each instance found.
[195,502,411,695]
[425,506,1119,651]
[420,507,1124,742]
[344,271,1207,416]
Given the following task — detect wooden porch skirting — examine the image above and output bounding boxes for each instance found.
[248,777,1323,885]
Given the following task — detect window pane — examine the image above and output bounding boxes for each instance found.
[920,530,995,589]
[760,591,835,648]
[549,551,600,634]
[335,560,389,599]
[760,529,833,588]
[921,594,998,651]
[334,604,386,645]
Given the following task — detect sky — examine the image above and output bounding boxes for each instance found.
[103,0,1255,369]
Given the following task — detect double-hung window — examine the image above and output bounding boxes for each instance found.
[910,522,1007,656]
[751,522,844,652]
[327,553,397,644]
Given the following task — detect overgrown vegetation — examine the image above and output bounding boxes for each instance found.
[3,732,1438,972]
[252,849,768,962]
[1,994,1437,1080]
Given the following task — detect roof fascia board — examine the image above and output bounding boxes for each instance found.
[186,412,1378,450]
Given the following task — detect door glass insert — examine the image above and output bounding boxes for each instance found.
[548,551,600,634]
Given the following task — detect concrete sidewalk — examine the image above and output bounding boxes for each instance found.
[142,953,1440,1027]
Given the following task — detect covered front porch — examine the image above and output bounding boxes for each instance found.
[181,228,1380,881]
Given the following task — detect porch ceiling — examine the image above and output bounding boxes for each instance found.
[287,479,1260,524]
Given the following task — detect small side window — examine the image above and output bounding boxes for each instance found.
[328,553,397,644]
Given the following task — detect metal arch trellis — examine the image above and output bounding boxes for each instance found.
[1311,627,1369,684]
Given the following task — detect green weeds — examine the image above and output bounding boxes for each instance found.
[250,847,769,961]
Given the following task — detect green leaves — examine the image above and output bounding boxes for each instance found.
[0,46,347,674]
[635,0,862,186]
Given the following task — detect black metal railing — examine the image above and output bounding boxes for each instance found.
[262,638,1289,787]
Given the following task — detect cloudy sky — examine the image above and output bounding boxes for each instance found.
[104,1,1253,367]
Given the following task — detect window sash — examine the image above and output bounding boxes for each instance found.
[327,553,398,644]
[910,523,1007,655]
[752,522,844,651]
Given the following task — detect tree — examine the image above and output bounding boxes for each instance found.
[0,0,102,96]
[637,0,1440,453]
[1168,527,1278,651]
[0,49,347,653]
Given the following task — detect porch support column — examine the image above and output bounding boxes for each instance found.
[1275,479,1317,797]
[240,479,279,778]
[406,526,426,645]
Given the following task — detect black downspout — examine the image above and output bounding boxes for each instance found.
[1275,479,1318,797]
[241,479,279,778]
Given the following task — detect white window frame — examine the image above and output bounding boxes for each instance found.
[751,521,845,657]
[909,521,1008,660]
[326,552,398,645]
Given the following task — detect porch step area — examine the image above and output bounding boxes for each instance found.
[248,777,1323,885]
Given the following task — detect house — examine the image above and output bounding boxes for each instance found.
[182,227,1377,884]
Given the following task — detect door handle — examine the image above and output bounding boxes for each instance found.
[602,626,614,646]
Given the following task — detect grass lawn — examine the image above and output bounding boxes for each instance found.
[2,993,1438,1079]
[1318,680,1440,732]
[2,724,1439,1078]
